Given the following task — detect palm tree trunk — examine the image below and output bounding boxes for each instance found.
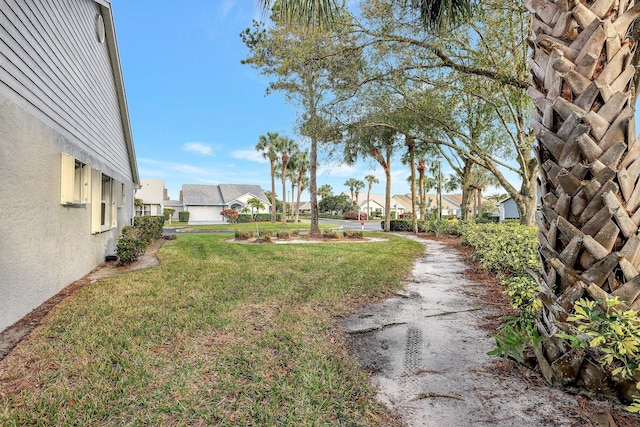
[418,160,426,219]
[281,155,289,225]
[309,138,320,236]
[407,136,418,233]
[532,1,640,400]
[270,162,277,223]
[384,166,391,232]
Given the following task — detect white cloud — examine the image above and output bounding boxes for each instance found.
[184,142,213,156]
[231,150,268,163]
[317,162,359,178]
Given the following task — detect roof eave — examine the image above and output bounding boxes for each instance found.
[99,3,139,186]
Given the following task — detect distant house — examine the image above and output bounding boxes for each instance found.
[293,201,311,214]
[135,179,165,216]
[498,197,521,221]
[182,184,271,224]
[0,1,139,332]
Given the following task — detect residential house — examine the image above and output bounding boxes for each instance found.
[135,179,165,216]
[350,193,418,218]
[498,197,522,221]
[0,0,139,332]
[416,194,461,217]
[182,184,271,223]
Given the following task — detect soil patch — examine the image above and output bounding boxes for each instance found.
[0,238,165,360]
[342,233,640,427]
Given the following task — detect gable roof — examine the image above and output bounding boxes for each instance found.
[442,194,462,207]
[182,184,224,206]
[181,184,271,206]
[219,184,269,205]
[392,194,413,210]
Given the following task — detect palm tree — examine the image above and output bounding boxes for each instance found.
[255,132,280,223]
[318,184,333,199]
[292,150,309,224]
[344,178,358,203]
[247,197,266,221]
[353,179,365,208]
[276,136,298,225]
[259,0,640,403]
[364,174,379,218]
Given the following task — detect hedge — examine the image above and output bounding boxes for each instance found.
[117,216,164,265]
[237,213,282,223]
[178,211,190,222]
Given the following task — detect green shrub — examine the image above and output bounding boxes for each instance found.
[237,213,281,223]
[234,230,254,240]
[460,222,540,277]
[258,230,273,241]
[560,297,640,380]
[116,226,146,265]
[343,230,364,239]
[277,230,292,240]
[163,208,175,221]
[502,276,542,318]
[178,211,190,222]
[133,216,164,244]
[423,219,463,236]
[322,229,340,239]
[386,219,413,231]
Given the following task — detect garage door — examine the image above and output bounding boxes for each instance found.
[186,206,223,223]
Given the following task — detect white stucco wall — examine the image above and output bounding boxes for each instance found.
[0,93,133,332]
[136,179,165,205]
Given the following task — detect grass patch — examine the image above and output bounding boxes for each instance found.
[0,233,421,426]
[177,222,334,233]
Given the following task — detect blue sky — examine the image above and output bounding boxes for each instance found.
[112,0,413,201]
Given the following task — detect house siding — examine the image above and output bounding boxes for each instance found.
[0,0,136,332]
[0,0,131,183]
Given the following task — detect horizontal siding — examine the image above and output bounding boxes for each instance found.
[0,0,131,181]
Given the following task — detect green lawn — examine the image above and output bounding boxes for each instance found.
[172,222,335,233]
[0,233,423,426]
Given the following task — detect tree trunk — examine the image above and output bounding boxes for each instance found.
[531,0,640,399]
[461,188,474,220]
[270,161,277,223]
[407,136,418,233]
[384,167,391,232]
[281,153,289,225]
[418,160,426,219]
[309,138,320,236]
[460,160,474,220]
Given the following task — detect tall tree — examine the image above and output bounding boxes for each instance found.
[345,123,400,232]
[344,178,358,202]
[255,132,280,222]
[318,184,333,199]
[242,7,358,236]
[290,149,309,223]
[353,179,365,207]
[275,136,298,225]
[364,174,379,218]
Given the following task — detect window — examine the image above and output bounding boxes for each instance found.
[60,154,90,205]
[101,174,112,227]
[135,204,151,216]
[91,169,117,233]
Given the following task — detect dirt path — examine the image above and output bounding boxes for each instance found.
[342,235,637,427]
